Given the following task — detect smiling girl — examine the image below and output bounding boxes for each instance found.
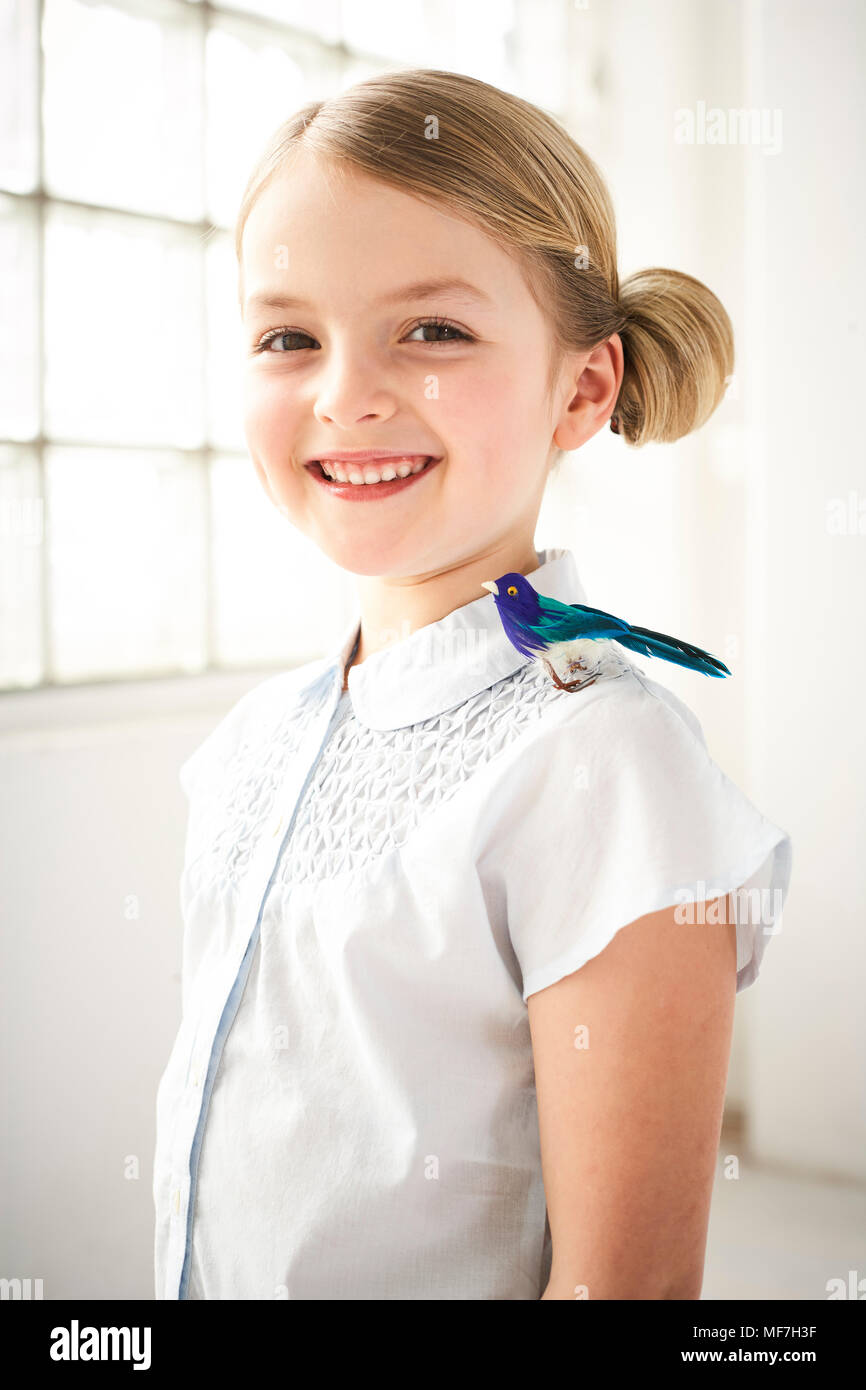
[153,68,792,1301]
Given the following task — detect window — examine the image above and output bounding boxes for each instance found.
[0,0,586,690]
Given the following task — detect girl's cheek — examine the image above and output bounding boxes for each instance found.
[454,366,514,424]
[241,373,268,437]
[433,377,497,439]
[249,453,287,512]
[242,375,300,448]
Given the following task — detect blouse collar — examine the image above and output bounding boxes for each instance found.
[304,547,588,732]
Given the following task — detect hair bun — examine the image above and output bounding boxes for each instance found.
[611,267,734,447]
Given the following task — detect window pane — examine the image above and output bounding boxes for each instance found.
[205,14,342,229]
[44,203,205,447]
[0,0,39,193]
[206,230,245,451]
[0,194,40,441]
[211,454,349,667]
[212,0,340,45]
[46,446,207,681]
[0,445,43,689]
[43,0,204,221]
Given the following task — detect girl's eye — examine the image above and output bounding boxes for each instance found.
[253,329,315,354]
[403,317,473,344]
[252,316,473,354]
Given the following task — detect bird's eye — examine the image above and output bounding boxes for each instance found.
[507,585,518,596]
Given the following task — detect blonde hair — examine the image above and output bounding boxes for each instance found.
[235,68,734,452]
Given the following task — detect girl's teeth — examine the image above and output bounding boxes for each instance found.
[321,457,431,484]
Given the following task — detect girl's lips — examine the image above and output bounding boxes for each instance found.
[305,455,442,501]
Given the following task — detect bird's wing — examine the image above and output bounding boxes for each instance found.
[533,594,730,678]
[533,594,631,641]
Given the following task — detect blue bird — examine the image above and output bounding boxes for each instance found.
[480,572,731,692]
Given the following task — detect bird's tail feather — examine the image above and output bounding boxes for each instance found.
[614,623,731,678]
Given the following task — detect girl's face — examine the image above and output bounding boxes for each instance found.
[239,149,569,578]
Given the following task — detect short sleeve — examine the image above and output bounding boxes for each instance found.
[178,728,218,802]
[175,666,315,891]
[482,674,792,1002]
[175,693,260,936]
[177,664,316,802]
[178,712,243,804]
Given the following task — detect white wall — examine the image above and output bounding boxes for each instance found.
[741,0,866,1178]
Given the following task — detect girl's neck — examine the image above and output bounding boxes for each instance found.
[341,543,540,689]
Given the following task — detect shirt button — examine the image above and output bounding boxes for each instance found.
[172,1188,180,1215]
[190,1067,200,1087]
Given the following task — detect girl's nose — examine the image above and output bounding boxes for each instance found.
[312,351,398,429]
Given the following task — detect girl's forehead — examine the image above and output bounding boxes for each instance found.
[242,157,510,269]
[246,158,438,233]
[240,174,525,317]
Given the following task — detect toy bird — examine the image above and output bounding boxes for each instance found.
[480,572,731,693]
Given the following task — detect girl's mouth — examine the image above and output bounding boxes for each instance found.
[304,455,442,501]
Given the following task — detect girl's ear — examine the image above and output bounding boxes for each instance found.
[552,332,624,453]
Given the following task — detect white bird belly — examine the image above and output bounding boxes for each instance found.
[536,636,635,683]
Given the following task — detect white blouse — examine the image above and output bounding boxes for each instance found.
[152,546,792,1300]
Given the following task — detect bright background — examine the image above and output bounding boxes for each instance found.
[1,0,864,1299]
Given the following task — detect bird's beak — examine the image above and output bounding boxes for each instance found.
[480,580,498,595]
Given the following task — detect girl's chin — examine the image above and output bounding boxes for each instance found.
[311,527,435,576]
[323,545,419,577]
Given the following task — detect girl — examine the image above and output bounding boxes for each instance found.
[153,68,792,1301]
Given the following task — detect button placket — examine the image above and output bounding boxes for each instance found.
[173,682,346,1301]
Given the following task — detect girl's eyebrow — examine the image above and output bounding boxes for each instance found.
[245,277,496,314]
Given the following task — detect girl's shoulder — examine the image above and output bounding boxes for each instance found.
[500,660,710,767]
[477,662,792,1001]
